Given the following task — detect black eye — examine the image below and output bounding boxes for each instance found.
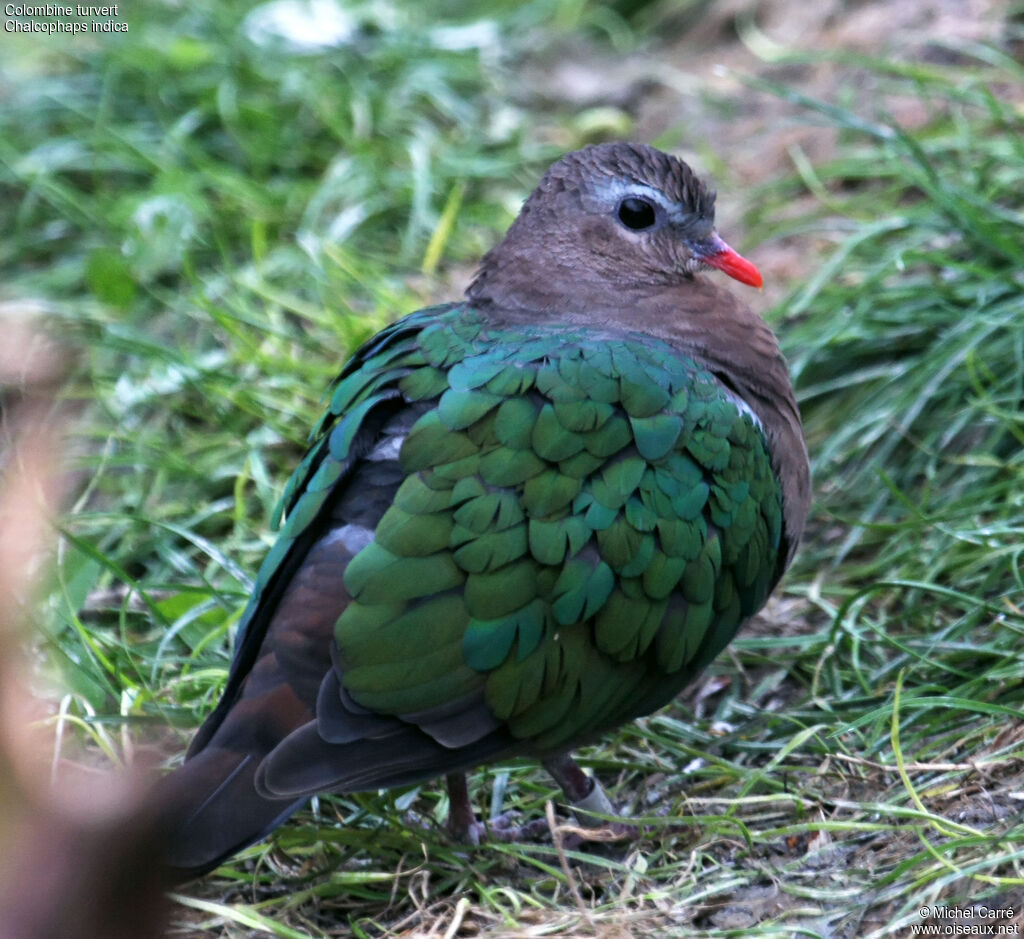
[617,197,657,230]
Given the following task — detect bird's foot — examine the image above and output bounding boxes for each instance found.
[445,772,550,845]
[443,761,640,848]
[447,810,551,845]
[542,752,640,850]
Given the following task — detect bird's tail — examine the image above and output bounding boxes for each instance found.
[156,734,306,880]
[156,517,355,879]
[154,625,327,880]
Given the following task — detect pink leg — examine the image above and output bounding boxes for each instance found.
[543,754,636,844]
[444,757,636,846]
[445,773,548,844]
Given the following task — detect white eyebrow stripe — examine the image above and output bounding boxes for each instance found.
[592,179,688,222]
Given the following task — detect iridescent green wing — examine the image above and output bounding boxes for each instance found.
[334,313,784,754]
[190,305,455,754]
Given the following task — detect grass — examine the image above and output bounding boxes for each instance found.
[3,1,1024,935]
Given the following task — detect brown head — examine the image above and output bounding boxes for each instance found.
[468,142,761,313]
[468,141,811,560]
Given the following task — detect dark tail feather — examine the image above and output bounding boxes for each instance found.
[156,531,350,879]
[156,745,304,881]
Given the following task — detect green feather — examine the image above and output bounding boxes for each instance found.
[685,433,731,472]
[339,594,464,665]
[256,537,292,592]
[327,367,406,418]
[566,658,648,739]
[508,662,578,736]
[558,449,605,479]
[446,355,509,391]
[680,546,717,605]
[552,559,614,625]
[420,468,455,491]
[583,498,618,530]
[464,407,498,445]
[400,411,477,471]
[463,597,546,671]
[513,598,546,660]
[346,653,480,713]
[522,469,582,517]
[624,496,657,532]
[393,473,454,513]
[619,531,655,577]
[714,572,743,628]
[432,453,481,481]
[709,488,734,528]
[642,550,688,600]
[438,388,503,430]
[656,516,706,560]
[327,397,384,460]
[583,413,632,457]
[485,364,535,396]
[672,482,710,520]
[619,371,670,418]
[494,490,526,530]
[528,515,591,565]
[462,617,518,671]
[374,506,454,556]
[307,455,345,493]
[576,360,619,403]
[280,488,327,538]
[272,440,324,528]
[594,588,648,658]
[654,597,710,673]
[536,363,587,402]
[450,474,487,505]
[464,560,537,619]
[344,543,464,603]
[399,365,448,401]
[597,517,645,570]
[601,455,646,501]
[642,480,676,519]
[630,413,684,460]
[453,492,502,533]
[553,398,614,433]
[494,396,538,449]
[453,524,528,573]
[486,649,539,720]
[669,387,689,412]
[532,403,585,461]
[419,322,474,367]
[479,446,546,486]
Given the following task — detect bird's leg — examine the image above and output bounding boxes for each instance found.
[445,773,479,843]
[444,772,548,845]
[542,753,613,825]
[543,753,635,843]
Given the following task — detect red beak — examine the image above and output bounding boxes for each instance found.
[696,235,763,289]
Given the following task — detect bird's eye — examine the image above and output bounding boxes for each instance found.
[617,197,657,231]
